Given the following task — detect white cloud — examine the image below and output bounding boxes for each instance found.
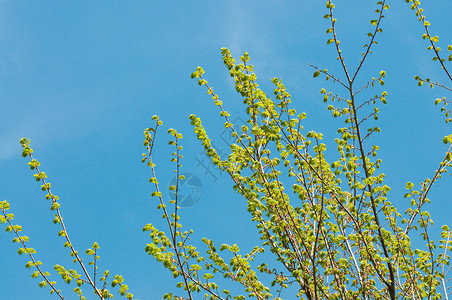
[0,124,41,160]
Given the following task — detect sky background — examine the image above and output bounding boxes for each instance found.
[0,1,451,299]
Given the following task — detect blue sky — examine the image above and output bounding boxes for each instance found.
[0,1,451,299]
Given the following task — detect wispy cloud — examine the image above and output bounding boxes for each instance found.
[0,123,44,160]
[223,2,316,97]
[0,98,96,161]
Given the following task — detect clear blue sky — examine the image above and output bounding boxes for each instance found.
[1,1,450,299]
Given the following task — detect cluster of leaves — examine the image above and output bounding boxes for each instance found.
[142,0,452,299]
[1,139,135,299]
[2,1,452,299]
[406,0,452,125]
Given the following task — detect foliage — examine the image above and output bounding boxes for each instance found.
[2,1,452,299]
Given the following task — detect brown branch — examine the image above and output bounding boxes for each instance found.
[411,2,452,82]
[27,155,104,299]
[1,207,65,299]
